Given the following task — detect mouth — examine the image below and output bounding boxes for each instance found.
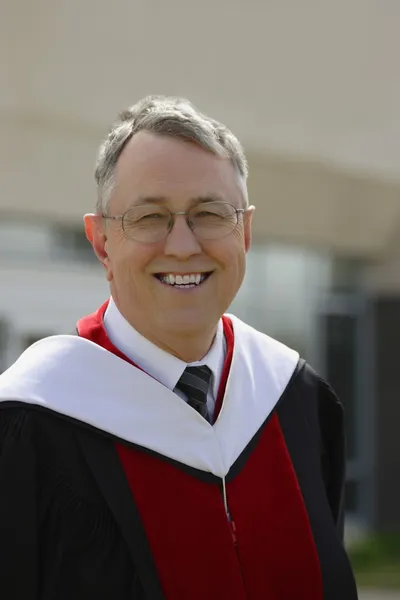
[154,272,213,289]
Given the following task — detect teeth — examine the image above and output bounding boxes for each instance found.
[159,273,208,286]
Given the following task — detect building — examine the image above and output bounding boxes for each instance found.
[1,0,400,534]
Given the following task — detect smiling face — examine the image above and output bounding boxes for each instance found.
[85,131,254,354]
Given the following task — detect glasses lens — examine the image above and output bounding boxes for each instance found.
[190,202,237,239]
[122,205,171,242]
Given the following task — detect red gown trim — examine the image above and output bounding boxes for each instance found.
[77,301,323,600]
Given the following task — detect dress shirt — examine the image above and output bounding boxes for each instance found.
[103,297,226,420]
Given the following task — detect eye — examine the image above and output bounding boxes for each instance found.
[195,210,224,219]
[139,213,164,220]
[125,208,169,224]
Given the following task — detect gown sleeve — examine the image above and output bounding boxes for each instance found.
[0,407,38,599]
[317,377,347,541]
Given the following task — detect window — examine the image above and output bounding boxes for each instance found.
[0,319,8,373]
[0,218,97,265]
[322,312,358,460]
[230,242,331,357]
[51,226,96,263]
[345,480,358,512]
[317,291,371,522]
[0,220,53,260]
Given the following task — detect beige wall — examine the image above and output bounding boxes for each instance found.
[248,156,400,257]
[2,0,400,257]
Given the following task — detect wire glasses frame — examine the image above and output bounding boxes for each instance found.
[102,201,245,243]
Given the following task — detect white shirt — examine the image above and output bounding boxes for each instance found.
[103,298,226,419]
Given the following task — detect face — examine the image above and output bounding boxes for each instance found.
[85,131,254,343]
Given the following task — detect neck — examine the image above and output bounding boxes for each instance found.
[113,299,218,363]
[135,326,217,363]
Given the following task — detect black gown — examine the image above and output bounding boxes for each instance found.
[0,378,358,600]
[0,305,358,600]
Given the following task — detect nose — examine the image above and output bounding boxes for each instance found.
[163,214,202,258]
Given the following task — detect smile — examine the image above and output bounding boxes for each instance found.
[154,272,213,288]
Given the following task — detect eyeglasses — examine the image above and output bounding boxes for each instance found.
[102,201,245,244]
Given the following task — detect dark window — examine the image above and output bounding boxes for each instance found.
[322,312,358,460]
[345,479,358,512]
[331,258,363,293]
[52,226,96,263]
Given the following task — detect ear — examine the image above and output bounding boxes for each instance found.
[243,206,255,253]
[83,213,112,279]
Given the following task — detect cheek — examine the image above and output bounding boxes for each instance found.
[226,250,246,288]
[208,237,247,293]
[217,229,247,270]
[109,239,157,284]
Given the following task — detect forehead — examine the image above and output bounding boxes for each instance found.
[112,131,242,210]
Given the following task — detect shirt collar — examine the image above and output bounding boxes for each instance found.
[103,297,225,397]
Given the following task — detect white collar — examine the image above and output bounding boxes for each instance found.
[0,315,300,476]
[103,297,225,397]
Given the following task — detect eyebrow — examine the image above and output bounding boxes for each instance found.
[130,194,226,207]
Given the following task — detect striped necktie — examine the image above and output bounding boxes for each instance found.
[176,365,212,422]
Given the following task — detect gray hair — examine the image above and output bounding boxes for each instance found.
[94,95,249,213]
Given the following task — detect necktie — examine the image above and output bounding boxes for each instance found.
[176,365,212,422]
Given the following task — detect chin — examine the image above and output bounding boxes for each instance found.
[159,308,218,335]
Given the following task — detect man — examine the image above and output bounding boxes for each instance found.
[0,96,358,599]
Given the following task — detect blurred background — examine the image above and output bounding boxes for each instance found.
[1,0,400,595]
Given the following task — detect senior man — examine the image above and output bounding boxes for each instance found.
[0,96,358,600]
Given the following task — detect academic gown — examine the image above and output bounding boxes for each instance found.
[0,301,358,600]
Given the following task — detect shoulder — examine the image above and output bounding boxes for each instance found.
[226,313,341,415]
[291,361,343,416]
[226,314,340,405]
[227,314,300,390]
[280,360,344,447]
[227,313,299,358]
